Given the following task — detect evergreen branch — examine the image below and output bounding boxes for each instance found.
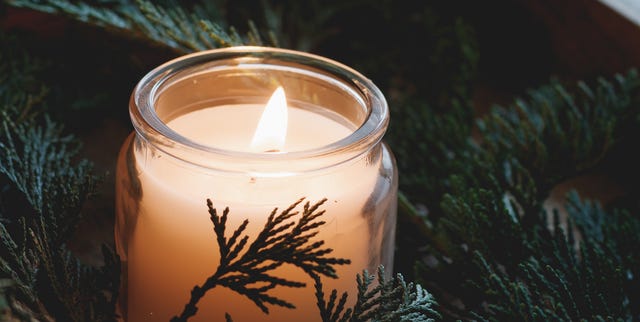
[5,0,271,53]
[314,266,440,322]
[385,97,475,207]
[171,198,351,322]
[0,115,96,245]
[257,0,350,51]
[0,38,118,322]
[314,273,351,322]
[565,191,640,319]
[134,0,246,50]
[0,119,119,321]
[0,115,118,321]
[0,219,41,313]
[464,189,631,321]
[478,69,640,194]
[412,68,640,319]
[27,216,120,322]
[473,208,629,322]
[0,33,49,122]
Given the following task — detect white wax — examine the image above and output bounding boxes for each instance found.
[125,104,385,322]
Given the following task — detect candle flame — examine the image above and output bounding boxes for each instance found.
[250,86,288,152]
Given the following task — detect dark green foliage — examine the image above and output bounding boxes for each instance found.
[385,98,476,208]
[378,1,479,211]
[5,0,267,53]
[0,34,48,121]
[566,192,640,320]
[0,34,118,322]
[472,208,629,321]
[314,266,440,322]
[171,198,351,321]
[478,73,640,195]
[415,70,640,320]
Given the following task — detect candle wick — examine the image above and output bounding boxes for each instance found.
[264,149,280,153]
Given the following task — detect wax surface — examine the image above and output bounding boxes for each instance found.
[167,105,353,152]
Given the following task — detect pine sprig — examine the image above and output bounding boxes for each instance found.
[0,219,41,315]
[134,0,252,50]
[5,0,270,53]
[0,38,119,322]
[478,70,640,194]
[413,69,640,319]
[315,266,440,322]
[472,200,629,321]
[171,198,351,322]
[0,34,49,122]
[29,216,120,322]
[1,115,96,244]
[0,117,119,322]
[565,191,640,319]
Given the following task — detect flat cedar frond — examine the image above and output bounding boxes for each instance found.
[6,0,272,53]
[472,204,629,322]
[314,266,440,322]
[0,116,96,245]
[448,69,640,318]
[478,70,640,193]
[0,34,49,122]
[171,198,351,322]
[565,191,640,319]
[0,219,40,309]
[0,40,118,322]
[440,173,529,270]
[28,217,119,322]
[0,116,118,321]
[414,69,640,320]
[385,97,475,207]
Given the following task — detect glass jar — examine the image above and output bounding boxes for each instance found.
[115,46,397,322]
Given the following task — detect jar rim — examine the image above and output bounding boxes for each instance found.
[130,46,388,171]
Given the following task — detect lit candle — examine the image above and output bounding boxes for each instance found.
[115,47,397,322]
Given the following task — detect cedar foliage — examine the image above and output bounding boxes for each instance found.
[0,33,119,321]
[171,198,352,321]
[1,0,640,321]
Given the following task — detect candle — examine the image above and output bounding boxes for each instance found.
[115,47,397,322]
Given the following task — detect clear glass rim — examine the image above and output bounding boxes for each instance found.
[130,46,388,169]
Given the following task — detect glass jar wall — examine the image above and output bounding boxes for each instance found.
[115,47,397,322]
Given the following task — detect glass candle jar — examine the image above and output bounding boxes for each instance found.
[115,46,397,322]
